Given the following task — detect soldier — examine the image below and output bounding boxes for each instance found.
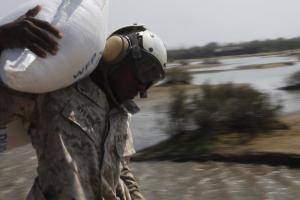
[0,6,167,200]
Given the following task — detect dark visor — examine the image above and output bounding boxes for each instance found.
[133,50,165,86]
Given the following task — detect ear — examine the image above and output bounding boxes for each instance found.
[102,35,129,64]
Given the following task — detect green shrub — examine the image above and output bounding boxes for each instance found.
[166,87,190,134]
[166,83,282,135]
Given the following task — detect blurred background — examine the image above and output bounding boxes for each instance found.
[1,0,300,199]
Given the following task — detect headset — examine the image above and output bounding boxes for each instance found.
[102,35,131,65]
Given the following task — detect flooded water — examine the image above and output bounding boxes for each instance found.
[132,55,300,150]
[189,55,297,72]
[1,55,300,200]
[2,145,300,200]
[131,110,168,151]
[191,55,300,113]
[134,161,300,200]
[128,55,300,199]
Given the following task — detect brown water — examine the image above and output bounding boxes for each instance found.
[1,145,300,200]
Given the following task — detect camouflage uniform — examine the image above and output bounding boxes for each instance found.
[0,78,145,200]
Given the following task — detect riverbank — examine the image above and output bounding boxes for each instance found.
[133,112,300,167]
[167,50,300,83]
[134,83,300,167]
[170,61,297,73]
[279,84,300,90]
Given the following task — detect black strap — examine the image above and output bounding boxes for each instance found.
[127,33,142,60]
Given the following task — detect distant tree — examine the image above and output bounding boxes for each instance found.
[168,36,300,60]
[203,42,218,50]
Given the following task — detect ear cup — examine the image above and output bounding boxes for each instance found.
[102,35,129,64]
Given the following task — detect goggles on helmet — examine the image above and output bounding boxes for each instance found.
[132,50,166,87]
[126,33,165,89]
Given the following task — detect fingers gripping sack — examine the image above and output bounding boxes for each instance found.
[0,0,109,93]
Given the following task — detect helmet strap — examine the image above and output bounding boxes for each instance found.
[127,33,142,60]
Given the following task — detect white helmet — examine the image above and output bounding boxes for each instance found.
[135,26,167,68]
[92,25,167,114]
[102,25,167,86]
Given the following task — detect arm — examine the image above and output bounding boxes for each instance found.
[0,5,63,58]
[119,158,145,200]
[0,86,36,128]
[0,6,61,125]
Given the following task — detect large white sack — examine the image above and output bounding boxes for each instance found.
[0,0,109,93]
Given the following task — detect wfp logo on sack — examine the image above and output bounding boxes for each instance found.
[73,51,102,80]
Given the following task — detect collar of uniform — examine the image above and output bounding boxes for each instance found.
[108,108,125,116]
[76,78,110,111]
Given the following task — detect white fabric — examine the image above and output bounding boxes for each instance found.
[0,0,109,93]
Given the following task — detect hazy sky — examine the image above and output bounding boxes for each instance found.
[2,0,300,49]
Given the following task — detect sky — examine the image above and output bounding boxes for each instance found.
[2,0,300,49]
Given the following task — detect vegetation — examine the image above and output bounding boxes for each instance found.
[163,68,192,85]
[237,62,294,70]
[168,37,300,60]
[287,71,300,86]
[279,71,300,90]
[135,84,286,160]
[202,58,221,65]
[166,83,283,135]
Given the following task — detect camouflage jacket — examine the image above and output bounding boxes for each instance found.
[0,78,145,200]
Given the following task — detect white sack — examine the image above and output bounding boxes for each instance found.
[0,0,109,93]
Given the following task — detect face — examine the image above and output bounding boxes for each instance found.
[108,62,148,103]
